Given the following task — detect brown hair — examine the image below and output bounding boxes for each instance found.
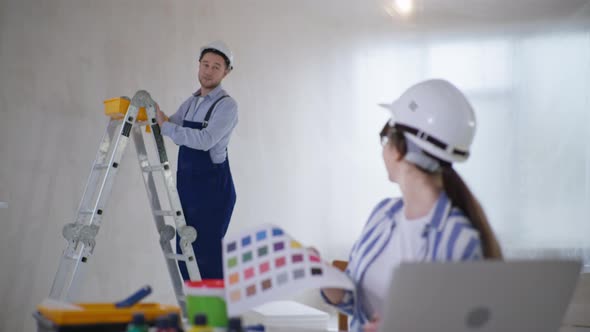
[380,123,503,259]
[200,48,231,69]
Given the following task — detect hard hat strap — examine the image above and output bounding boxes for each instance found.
[394,123,469,158]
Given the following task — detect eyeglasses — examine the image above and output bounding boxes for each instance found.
[379,124,398,147]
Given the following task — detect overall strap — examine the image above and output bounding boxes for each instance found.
[203,95,230,128]
[183,96,198,120]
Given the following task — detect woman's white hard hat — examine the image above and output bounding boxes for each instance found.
[379,79,476,163]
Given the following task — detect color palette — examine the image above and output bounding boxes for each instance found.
[259,261,270,273]
[222,225,348,316]
[293,268,305,279]
[261,279,272,290]
[292,254,303,263]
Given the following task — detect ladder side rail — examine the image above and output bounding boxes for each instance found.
[88,107,140,229]
[53,105,140,301]
[49,255,81,300]
[145,103,202,281]
[76,119,121,224]
[49,119,121,300]
[131,126,188,310]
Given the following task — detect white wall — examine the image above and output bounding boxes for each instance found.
[1,1,589,331]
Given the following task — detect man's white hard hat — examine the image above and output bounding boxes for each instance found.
[200,40,234,70]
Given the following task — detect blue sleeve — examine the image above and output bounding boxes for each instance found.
[459,233,483,260]
[161,97,238,150]
[444,216,484,261]
[320,198,395,318]
[349,198,392,259]
[166,97,191,126]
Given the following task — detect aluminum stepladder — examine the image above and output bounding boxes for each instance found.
[48,90,201,312]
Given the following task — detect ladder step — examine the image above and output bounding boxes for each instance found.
[142,165,164,173]
[165,253,189,261]
[79,209,103,216]
[154,210,175,216]
[93,163,109,170]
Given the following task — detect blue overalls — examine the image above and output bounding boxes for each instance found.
[176,94,237,280]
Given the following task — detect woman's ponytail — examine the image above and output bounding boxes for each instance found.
[441,166,503,259]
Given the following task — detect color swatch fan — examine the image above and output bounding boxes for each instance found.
[222,224,354,316]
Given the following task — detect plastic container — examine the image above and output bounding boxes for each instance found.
[227,317,244,332]
[154,316,170,332]
[126,313,148,332]
[103,97,148,122]
[168,312,182,331]
[188,313,212,332]
[185,280,227,328]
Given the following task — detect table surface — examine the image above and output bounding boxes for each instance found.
[252,327,590,332]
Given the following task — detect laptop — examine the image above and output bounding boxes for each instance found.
[378,260,582,332]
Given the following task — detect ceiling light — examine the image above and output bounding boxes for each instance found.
[393,0,414,16]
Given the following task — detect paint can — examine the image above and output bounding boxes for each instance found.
[185,280,227,328]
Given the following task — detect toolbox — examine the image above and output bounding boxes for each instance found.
[34,302,181,332]
[103,97,148,121]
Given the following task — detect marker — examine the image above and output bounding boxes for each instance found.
[115,285,152,308]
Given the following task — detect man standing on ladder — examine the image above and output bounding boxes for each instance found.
[156,40,238,280]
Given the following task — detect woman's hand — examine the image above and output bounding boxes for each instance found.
[309,246,346,304]
[321,287,346,305]
[363,314,380,332]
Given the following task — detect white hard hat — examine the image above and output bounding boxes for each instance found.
[199,40,234,70]
[379,79,476,163]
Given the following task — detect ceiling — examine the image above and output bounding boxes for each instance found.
[285,0,590,31]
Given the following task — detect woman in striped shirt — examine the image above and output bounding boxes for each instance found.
[320,79,502,332]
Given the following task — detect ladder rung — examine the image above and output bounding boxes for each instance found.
[154,210,175,216]
[142,165,164,173]
[93,163,109,170]
[79,210,94,215]
[165,253,188,261]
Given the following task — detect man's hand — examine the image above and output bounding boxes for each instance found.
[155,103,169,126]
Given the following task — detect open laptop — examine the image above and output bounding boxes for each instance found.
[379,260,582,332]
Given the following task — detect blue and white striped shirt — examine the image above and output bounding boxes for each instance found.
[161,85,238,163]
[323,192,483,332]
